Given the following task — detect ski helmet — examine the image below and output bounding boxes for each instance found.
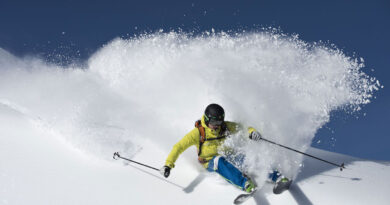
[204,103,225,126]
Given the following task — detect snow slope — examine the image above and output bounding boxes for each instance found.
[1,103,389,205]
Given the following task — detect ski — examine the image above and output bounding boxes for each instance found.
[233,189,257,205]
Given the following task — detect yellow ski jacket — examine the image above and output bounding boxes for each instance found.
[165,115,256,168]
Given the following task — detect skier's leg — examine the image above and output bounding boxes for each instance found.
[207,156,253,191]
[268,170,281,182]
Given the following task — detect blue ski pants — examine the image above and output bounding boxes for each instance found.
[206,155,282,190]
[206,156,248,190]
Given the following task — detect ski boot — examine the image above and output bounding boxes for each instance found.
[273,177,292,194]
[244,179,257,193]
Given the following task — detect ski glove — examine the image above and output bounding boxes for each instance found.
[160,166,171,178]
[249,131,262,141]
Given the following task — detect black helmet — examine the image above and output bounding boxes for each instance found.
[204,104,225,126]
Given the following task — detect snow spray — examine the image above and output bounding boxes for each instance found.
[0,30,380,186]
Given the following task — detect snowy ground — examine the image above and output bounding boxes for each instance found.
[1,103,389,205]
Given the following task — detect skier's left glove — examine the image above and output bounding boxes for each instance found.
[249,131,262,141]
[160,166,171,178]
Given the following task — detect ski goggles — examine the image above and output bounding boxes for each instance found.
[208,119,223,126]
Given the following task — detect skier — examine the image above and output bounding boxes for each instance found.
[160,103,290,194]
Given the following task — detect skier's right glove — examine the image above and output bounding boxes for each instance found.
[249,131,262,141]
[160,166,171,178]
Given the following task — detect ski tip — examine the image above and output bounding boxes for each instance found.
[233,193,253,204]
[233,188,257,204]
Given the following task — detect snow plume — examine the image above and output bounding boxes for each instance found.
[0,31,380,182]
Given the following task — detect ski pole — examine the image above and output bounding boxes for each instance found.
[260,137,345,171]
[113,152,159,171]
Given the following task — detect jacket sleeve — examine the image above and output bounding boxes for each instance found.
[165,128,199,168]
[226,121,258,135]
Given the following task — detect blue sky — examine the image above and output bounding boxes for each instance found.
[1,0,389,160]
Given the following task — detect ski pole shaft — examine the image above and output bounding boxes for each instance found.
[113,152,159,171]
[260,138,345,171]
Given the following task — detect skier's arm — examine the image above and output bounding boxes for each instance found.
[225,121,244,133]
[226,121,261,138]
[165,128,199,168]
